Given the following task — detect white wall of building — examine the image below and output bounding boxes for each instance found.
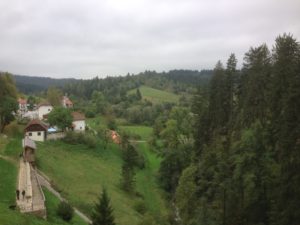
[73,120,86,131]
[26,131,46,142]
[38,106,53,119]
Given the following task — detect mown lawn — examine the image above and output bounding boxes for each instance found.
[128,85,179,104]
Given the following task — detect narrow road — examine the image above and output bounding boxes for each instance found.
[36,172,92,224]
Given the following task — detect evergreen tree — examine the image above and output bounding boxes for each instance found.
[225,53,238,128]
[208,61,229,132]
[136,88,142,100]
[240,44,271,126]
[270,33,300,225]
[92,188,116,225]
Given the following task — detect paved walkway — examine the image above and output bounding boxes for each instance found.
[36,171,92,224]
[17,159,46,215]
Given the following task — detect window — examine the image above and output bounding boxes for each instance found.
[80,127,82,130]
[38,132,41,136]
[29,132,32,136]
[48,108,51,111]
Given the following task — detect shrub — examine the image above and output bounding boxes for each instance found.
[57,201,74,222]
[134,200,147,215]
[63,131,97,148]
[85,109,96,118]
[84,133,97,148]
[3,121,22,137]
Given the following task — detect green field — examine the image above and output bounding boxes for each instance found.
[35,138,168,225]
[86,116,106,130]
[0,157,86,225]
[128,85,179,104]
[119,125,153,141]
[0,123,167,225]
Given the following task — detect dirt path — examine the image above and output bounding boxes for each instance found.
[0,154,17,164]
[36,172,92,224]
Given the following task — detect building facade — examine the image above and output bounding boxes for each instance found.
[72,112,86,131]
[24,120,48,142]
[37,103,53,120]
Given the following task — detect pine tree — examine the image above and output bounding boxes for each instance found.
[136,88,142,100]
[92,188,116,225]
[208,61,228,132]
[240,44,271,126]
[225,53,238,128]
[270,33,300,225]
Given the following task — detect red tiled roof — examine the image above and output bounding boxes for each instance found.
[25,119,48,131]
[18,98,27,104]
[72,112,85,121]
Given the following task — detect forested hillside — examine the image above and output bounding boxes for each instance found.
[159,33,300,225]
[13,75,77,93]
[1,33,299,225]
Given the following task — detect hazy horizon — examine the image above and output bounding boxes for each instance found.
[0,0,299,79]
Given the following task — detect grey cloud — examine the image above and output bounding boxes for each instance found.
[0,0,299,78]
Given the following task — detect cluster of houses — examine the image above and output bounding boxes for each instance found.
[18,96,86,142]
[16,96,86,218]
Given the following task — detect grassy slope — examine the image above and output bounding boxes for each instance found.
[119,125,168,219]
[119,125,153,141]
[36,141,141,225]
[0,157,87,225]
[128,85,179,104]
[135,143,166,216]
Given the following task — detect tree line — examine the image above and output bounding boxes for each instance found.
[159,33,300,225]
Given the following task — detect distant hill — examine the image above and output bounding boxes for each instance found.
[128,85,180,104]
[13,69,213,95]
[13,75,77,93]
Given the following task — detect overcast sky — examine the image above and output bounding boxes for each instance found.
[0,0,299,79]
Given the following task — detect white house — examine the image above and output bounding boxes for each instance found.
[62,96,73,108]
[18,98,28,116]
[72,112,86,131]
[37,102,53,120]
[24,119,48,142]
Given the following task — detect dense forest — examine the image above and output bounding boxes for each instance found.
[13,75,77,93]
[159,33,300,225]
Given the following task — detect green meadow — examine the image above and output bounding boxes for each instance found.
[128,85,179,104]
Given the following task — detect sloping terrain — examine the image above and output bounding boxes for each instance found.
[128,85,179,104]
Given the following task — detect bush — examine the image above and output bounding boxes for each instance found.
[85,109,96,118]
[57,201,74,222]
[134,200,147,215]
[3,121,22,137]
[63,131,97,148]
[84,133,97,148]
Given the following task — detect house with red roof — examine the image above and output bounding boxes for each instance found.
[18,98,28,116]
[72,111,86,131]
[62,96,73,108]
[24,119,48,142]
[37,102,53,120]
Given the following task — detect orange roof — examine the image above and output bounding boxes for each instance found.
[62,96,73,105]
[72,112,85,121]
[18,98,27,104]
[66,99,73,105]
